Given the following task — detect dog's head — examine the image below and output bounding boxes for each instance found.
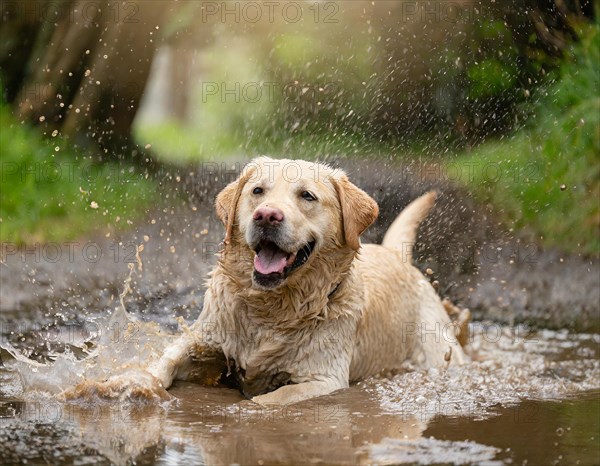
[215,157,378,290]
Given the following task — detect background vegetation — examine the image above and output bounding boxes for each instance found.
[0,100,156,243]
[455,21,599,255]
[0,0,597,255]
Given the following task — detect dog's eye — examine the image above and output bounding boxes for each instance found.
[301,191,317,201]
[253,187,264,195]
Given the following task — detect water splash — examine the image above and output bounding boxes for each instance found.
[361,325,600,421]
[1,245,179,404]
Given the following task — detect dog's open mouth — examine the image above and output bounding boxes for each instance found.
[253,240,316,286]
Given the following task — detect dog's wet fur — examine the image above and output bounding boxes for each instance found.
[146,157,467,405]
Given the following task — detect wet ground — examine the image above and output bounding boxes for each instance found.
[1,158,599,464]
[1,382,598,465]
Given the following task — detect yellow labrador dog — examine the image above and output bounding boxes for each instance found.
[147,157,466,405]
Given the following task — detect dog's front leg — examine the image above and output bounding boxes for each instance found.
[149,290,226,389]
[251,378,347,405]
[62,331,204,402]
[147,332,199,389]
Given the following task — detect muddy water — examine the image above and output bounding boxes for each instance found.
[2,382,598,465]
[1,320,599,465]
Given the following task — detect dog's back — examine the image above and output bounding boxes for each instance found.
[350,192,466,381]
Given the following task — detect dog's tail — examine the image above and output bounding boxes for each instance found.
[381,191,437,263]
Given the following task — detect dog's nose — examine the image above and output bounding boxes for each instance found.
[253,207,284,226]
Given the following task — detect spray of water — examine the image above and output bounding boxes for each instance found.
[1,245,180,404]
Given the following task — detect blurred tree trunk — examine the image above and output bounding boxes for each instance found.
[0,0,174,157]
[170,45,192,122]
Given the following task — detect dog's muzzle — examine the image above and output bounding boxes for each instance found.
[251,238,316,289]
[248,207,316,289]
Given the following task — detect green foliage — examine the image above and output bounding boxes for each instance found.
[456,22,600,255]
[467,59,518,99]
[0,104,157,244]
[465,20,519,100]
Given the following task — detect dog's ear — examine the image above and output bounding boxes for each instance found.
[215,168,255,244]
[332,174,379,250]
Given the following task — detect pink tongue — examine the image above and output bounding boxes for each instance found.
[254,248,288,275]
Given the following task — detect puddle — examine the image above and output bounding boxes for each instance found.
[425,393,600,466]
[1,379,598,465]
[1,315,599,464]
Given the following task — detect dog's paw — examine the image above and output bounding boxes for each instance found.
[237,398,261,410]
[60,370,172,403]
[251,392,285,406]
